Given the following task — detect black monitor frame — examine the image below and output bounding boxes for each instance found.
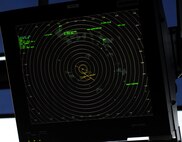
[0,0,181,141]
[0,59,10,89]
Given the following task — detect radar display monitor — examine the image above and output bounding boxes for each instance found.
[16,9,152,124]
[0,0,180,141]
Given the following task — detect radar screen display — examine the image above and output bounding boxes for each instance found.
[16,8,153,124]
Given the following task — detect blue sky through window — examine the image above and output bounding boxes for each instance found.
[0,89,14,115]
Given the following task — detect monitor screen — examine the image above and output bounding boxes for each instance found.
[16,9,153,124]
[0,0,180,141]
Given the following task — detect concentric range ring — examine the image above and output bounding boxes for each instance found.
[17,9,152,124]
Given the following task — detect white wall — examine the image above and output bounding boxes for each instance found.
[0,118,19,142]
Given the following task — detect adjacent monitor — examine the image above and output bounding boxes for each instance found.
[0,0,181,141]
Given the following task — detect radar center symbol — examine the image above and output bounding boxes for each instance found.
[75,64,96,81]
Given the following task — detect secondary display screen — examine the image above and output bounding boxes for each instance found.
[16,9,153,124]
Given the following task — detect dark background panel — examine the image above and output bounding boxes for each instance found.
[162,0,177,27]
[0,0,38,12]
[0,61,9,89]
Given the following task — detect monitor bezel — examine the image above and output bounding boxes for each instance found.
[0,0,177,141]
